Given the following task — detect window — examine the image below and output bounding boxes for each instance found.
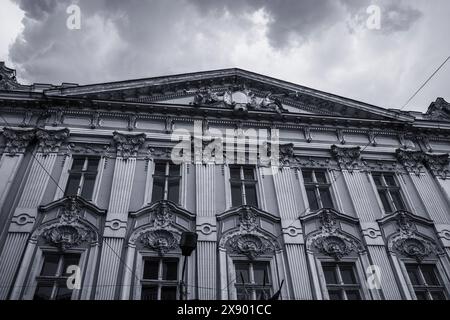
[230,165,258,207]
[151,162,181,203]
[303,169,334,211]
[322,263,362,300]
[372,173,406,214]
[33,252,80,300]
[141,258,179,300]
[406,264,447,300]
[234,261,271,300]
[64,156,100,200]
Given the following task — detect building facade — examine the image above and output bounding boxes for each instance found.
[0,62,450,300]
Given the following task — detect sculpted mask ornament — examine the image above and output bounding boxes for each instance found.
[307,209,361,260]
[239,207,258,232]
[389,211,438,262]
[113,131,146,159]
[140,230,179,255]
[228,234,274,260]
[2,128,35,155]
[153,203,174,228]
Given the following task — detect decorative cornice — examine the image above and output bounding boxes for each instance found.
[35,128,70,155]
[112,131,146,159]
[2,127,35,155]
[331,145,362,171]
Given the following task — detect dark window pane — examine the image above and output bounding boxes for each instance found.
[407,267,421,286]
[372,175,383,186]
[328,290,343,300]
[169,164,180,176]
[243,168,254,180]
[141,286,158,300]
[62,254,80,276]
[154,163,167,176]
[319,188,333,209]
[244,184,258,207]
[161,286,177,300]
[253,263,269,285]
[230,166,241,179]
[421,265,440,286]
[302,171,313,183]
[345,290,361,300]
[167,178,180,203]
[231,183,243,207]
[390,190,405,211]
[81,174,96,200]
[236,288,251,300]
[415,291,428,300]
[306,187,319,211]
[40,254,60,276]
[86,158,99,172]
[33,284,53,300]
[143,260,159,280]
[162,259,178,281]
[340,266,357,284]
[315,171,327,184]
[323,266,338,284]
[384,174,397,186]
[65,174,81,196]
[235,263,250,284]
[430,291,446,300]
[55,285,73,300]
[151,177,165,202]
[378,190,392,213]
[71,158,85,171]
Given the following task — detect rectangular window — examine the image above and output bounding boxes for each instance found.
[141,258,179,300]
[64,156,100,200]
[405,264,447,300]
[303,169,334,211]
[230,165,258,208]
[372,173,406,214]
[234,261,271,300]
[151,162,181,204]
[33,252,81,300]
[322,262,362,300]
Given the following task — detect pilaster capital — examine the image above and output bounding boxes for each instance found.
[113,131,146,159]
[2,127,35,155]
[35,128,70,155]
[331,145,362,171]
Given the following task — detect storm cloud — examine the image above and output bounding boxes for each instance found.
[2,0,449,112]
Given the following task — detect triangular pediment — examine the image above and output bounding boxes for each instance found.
[44,68,413,121]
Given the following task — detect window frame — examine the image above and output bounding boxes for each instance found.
[229,165,259,208]
[317,258,367,301]
[371,172,407,214]
[31,249,84,301]
[151,161,181,204]
[64,156,100,201]
[302,169,334,211]
[403,261,448,300]
[232,259,273,300]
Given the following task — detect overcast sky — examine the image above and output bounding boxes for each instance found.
[0,0,449,112]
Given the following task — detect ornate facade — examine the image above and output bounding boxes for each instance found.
[0,63,450,300]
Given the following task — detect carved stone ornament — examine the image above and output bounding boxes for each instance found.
[426,97,450,121]
[424,152,450,179]
[147,146,174,160]
[331,145,362,171]
[227,234,275,260]
[239,207,258,232]
[396,148,425,175]
[389,211,440,262]
[0,62,21,90]
[112,131,146,159]
[40,197,95,251]
[2,128,35,155]
[35,128,70,155]
[306,209,362,260]
[190,87,286,114]
[140,229,180,255]
[153,202,174,228]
